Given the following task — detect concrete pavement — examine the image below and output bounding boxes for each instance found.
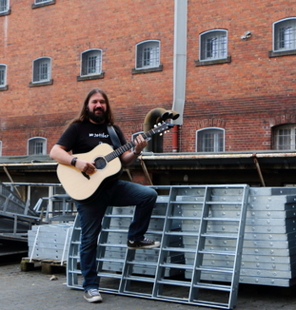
[1,256,296,310]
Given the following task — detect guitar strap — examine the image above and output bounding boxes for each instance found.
[107,125,121,149]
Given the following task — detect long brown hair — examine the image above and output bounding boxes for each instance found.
[67,88,115,127]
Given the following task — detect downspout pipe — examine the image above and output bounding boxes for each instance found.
[171,0,188,152]
[172,125,179,152]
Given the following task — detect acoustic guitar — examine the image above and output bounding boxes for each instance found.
[57,122,173,202]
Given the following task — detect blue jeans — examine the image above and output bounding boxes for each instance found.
[75,180,157,291]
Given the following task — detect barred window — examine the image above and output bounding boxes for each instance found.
[274,18,296,51]
[196,128,225,152]
[28,137,47,155]
[132,131,144,151]
[200,30,228,61]
[273,125,296,150]
[0,0,8,13]
[35,0,51,4]
[136,40,160,69]
[0,65,6,86]
[33,57,51,83]
[32,0,55,9]
[81,49,102,76]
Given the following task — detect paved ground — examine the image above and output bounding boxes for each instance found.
[1,255,296,310]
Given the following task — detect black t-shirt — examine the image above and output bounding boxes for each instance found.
[56,121,126,154]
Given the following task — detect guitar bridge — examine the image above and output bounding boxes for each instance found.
[82,172,90,180]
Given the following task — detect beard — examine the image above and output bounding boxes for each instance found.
[88,109,107,124]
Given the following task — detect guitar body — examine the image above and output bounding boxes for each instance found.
[57,143,122,202]
[56,121,174,202]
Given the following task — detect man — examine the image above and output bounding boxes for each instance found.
[50,88,159,303]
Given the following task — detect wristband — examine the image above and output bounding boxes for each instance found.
[71,157,78,167]
[133,151,142,156]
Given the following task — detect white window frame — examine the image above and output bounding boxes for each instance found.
[273,18,296,51]
[273,124,296,150]
[196,127,225,152]
[136,40,160,69]
[199,29,228,61]
[0,0,9,13]
[34,0,51,4]
[132,131,144,151]
[32,57,51,83]
[28,137,47,155]
[0,64,7,87]
[81,49,102,76]
[0,140,2,156]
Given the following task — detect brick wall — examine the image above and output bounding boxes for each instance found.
[184,0,296,153]
[0,0,296,156]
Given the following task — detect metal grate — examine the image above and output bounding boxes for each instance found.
[67,185,249,309]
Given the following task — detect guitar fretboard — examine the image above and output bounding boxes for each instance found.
[103,124,170,163]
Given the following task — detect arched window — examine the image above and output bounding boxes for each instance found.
[0,64,7,87]
[32,0,55,9]
[35,0,52,4]
[28,137,47,155]
[200,30,228,61]
[0,0,9,14]
[131,131,144,151]
[32,57,51,83]
[273,124,296,150]
[196,128,225,152]
[136,40,160,69]
[81,49,102,76]
[273,18,296,51]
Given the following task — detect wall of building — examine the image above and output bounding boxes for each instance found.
[0,0,174,155]
[0,0,296,156]
[185,0,296,152]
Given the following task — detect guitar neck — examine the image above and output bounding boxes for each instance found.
[104,141,134,162]
[103,126,164,163]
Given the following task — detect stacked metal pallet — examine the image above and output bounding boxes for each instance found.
[64,185,296,308]
[240,187,296,286]
[182,187,296,287]
[28,223,73,263]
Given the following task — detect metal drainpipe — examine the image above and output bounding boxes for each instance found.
[172,125,179,152]
[171,0,187,152]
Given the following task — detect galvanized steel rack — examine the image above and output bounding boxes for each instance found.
[239,187,296,286]
[28,223,73,263]
[67,185,249,309]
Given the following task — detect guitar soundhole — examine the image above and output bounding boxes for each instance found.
[95,157,107,169]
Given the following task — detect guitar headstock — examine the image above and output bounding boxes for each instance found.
[143,120,175,142]
[153,121,174,136]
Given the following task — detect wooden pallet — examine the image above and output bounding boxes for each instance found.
[20,257,66,274]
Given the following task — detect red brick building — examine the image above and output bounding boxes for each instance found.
[1,0,296,188]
